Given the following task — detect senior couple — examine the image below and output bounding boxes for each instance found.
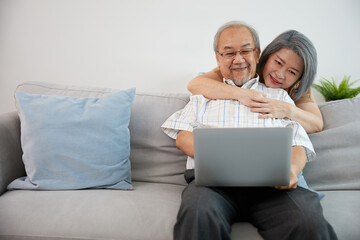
[161,21,337,240]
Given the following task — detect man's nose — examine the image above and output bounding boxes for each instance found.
[233,52,245,63]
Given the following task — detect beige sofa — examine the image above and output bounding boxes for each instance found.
[0,81,359,240]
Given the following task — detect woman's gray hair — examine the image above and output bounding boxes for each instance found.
[213,21,260,52]
[257,30,317,100]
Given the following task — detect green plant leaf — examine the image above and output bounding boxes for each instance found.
[312,75,360,101]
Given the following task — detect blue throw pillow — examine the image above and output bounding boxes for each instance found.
[8,88,136,190]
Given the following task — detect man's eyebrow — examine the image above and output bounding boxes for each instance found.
[223,46,234,51]
[222,43,253,51]
[276,54,301,72]
[241,43,252,48]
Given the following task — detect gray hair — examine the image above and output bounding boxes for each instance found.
[213,21,260,52]
[257,30,317,100]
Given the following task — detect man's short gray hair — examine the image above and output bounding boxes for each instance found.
[257,30,317,100]
[213,21,260,52]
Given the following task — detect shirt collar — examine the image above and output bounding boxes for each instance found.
[223,74,259,90]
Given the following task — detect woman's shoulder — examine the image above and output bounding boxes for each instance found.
[294,89,315,105]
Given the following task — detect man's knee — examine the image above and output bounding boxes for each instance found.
[180,185,225,219]
[175,185,234,240]
[291,203,336,239]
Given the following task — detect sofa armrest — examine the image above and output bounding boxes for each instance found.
[0,111,25,195]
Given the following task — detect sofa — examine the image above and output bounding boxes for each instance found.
[0,81,359,240]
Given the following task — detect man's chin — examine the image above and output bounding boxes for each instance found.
[232,73,252,86]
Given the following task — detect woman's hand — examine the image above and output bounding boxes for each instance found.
[250,98,295,120]
[236,89,269,107]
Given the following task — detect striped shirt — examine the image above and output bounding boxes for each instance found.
[161,76,315,170]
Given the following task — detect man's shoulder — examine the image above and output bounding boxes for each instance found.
[190,94,239,104]
[189,94,240,109]
[257,82,286,93]
[188,94,212,106]
[257,82,293,103]
[189,94,208,102]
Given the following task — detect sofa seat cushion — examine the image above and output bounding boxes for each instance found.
[231,222,263,239]
[320,190,360,240]
[0,182,184,240]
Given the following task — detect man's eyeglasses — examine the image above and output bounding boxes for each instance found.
[217,48,257,59]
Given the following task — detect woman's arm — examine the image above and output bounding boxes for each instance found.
[188,69,323,133]
[290,102,323,133]
[188,68,268,107]
[252,90,323,133]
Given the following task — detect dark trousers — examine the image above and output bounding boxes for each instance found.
[174,170,337,240]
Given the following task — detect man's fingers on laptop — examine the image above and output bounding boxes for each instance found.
[275,178,298,190]
[275,184,297,190]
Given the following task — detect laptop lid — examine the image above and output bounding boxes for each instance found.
[193,127,292,187]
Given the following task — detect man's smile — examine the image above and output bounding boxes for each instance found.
[230,64,249,72]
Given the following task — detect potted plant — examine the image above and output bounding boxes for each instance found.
[312,75,360,101]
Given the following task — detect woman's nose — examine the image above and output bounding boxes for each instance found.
[276,68,286,79]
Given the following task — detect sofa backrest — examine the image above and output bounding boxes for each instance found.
[128,93,189,185]
[14,81,360,191]
[305,97,360,191]
[16,82,189,186]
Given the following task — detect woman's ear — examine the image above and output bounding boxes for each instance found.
[288,79,301,96]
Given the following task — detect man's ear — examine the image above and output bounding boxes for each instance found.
[215,52,221,66]
[255,48,261,64]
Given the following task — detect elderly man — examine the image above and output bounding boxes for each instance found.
[162,21,336,240]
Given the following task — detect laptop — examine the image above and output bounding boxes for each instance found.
[193,127,292,187]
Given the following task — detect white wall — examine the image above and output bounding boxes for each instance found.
[1,0,359,113]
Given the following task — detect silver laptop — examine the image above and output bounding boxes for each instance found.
[193,127,292,187]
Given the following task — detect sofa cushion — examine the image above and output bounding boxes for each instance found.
[320,190,360,240]
[15,82,190,186]
[8,89,135,190]
[8,88,135,190]
[129,93,189,185]
[0,181,184,240]
[304,97,360,190]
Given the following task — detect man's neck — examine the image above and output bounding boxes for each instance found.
[232,72,253,87]
[223,74,259,89]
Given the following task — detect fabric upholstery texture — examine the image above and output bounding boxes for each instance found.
[16,81,190,186]
[0,182,183,240]
[0,112,24,195]
[8,88,135,190]
[0,81,359,240]
[304,97,360,190]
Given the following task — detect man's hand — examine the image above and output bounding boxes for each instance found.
[275,166,299,190]
[275,146,306,190]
